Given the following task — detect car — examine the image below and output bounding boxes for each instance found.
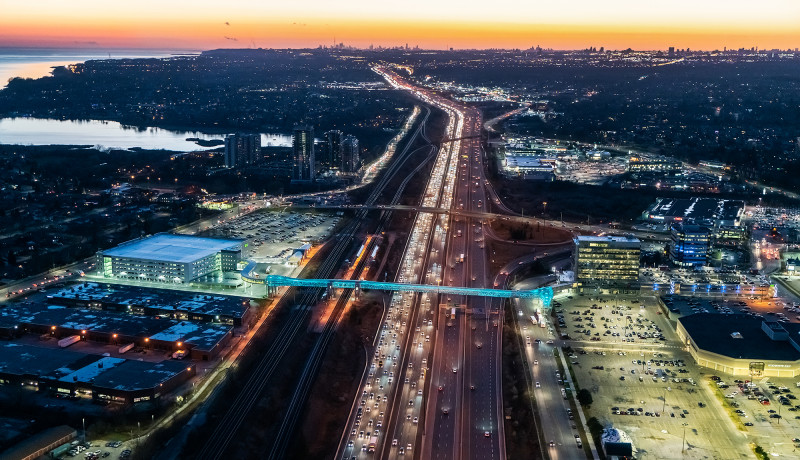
[484,431,491,437]
[413,417,418,424]
[536,382,541,388]
[534,360,538,365]
[392,439,398,446]
[438,385,444,391]
[442,408,449,415]
[549,440,555,447]
[470,385,475,390]
[744,422,754,426]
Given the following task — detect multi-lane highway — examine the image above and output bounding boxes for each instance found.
[339,67,507,460]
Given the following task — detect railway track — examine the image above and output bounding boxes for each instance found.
[196,106,434,460]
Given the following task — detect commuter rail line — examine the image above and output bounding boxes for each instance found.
[265,274,554,306]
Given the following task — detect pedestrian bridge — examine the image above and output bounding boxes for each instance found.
[265,275,554,306]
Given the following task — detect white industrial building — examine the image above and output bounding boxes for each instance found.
[97,234,243,284]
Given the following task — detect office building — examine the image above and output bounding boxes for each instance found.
[292,125,315,181]
[574,235,641,286]
[224,133,261,168]
[323,130,343,171]
[97,234,242,284]
[670,223,710,267]
[341,134,360,172]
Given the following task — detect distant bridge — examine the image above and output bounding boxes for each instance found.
[265,275,554,306]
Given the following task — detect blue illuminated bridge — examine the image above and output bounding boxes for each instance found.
[264,275,554,307]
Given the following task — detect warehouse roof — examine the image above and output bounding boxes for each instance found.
[679,313,800,361]
[0,304,231,352]
[49,282,250,319]
[101,234,241,263]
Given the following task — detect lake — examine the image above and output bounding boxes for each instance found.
[0,117,293,151]
[0,48,180,88]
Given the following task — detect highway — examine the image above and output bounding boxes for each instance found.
[425,104,506,460]
[338,66,472,459]
[357,67,505,460]
[195,99,436,460]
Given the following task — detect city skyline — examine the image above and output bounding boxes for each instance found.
[2,0,799,50]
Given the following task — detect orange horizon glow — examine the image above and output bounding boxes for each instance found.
[1,1,799,51]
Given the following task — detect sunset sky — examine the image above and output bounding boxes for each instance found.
[1,0,799,50]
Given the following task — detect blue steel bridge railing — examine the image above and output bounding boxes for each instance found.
[265,275,554,307]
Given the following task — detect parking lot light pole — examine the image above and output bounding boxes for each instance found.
[681,422,688,453]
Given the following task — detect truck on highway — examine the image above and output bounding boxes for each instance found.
[58,335,81,348]
[457,253,464,263]
[368,436,378,453]
[451,307,457,320]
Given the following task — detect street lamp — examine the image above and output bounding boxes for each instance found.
[542,201,548,226]
[681,422,689,452]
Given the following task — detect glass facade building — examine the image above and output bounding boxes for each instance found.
[670,223,710,267]
[574,236,641,286]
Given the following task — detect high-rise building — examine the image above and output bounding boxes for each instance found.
[224,133,261,168]
[574,236,641,286]
[292,125,315,181]
[341,134,360,173]
[323,130,343,170]
[670,223,710,267]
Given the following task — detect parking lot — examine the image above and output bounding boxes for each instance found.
[641,266,770,288]
[64,439,130,459]
[663,295,800,325]
[553,294,752,459]
[204,209,341,277]
[709,375,800,457]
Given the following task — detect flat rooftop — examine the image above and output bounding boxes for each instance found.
[647,197,744,224]
[679,313,800,361]
[91,359,192,392]
[0,342,89,377]
[0,343,189,391]
[0,304,231,352]
[576,235,641,244]
[505,156,555,169]
[101,233,242,263]
[49,282,250,319]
